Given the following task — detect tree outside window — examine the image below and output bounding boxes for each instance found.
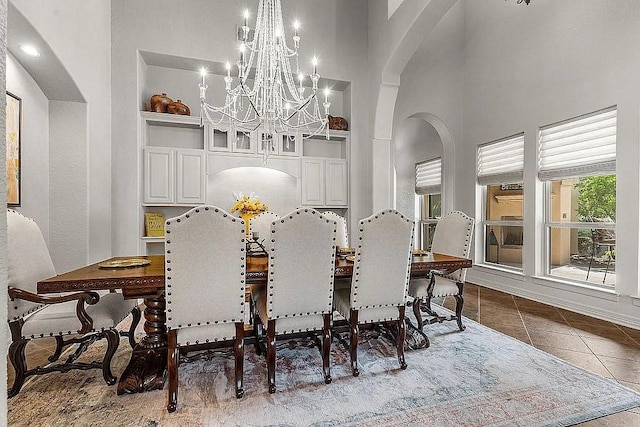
[576,175,616,221]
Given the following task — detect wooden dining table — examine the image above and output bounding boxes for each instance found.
[37,252,471,395]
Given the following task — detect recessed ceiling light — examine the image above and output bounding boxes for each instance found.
[20,45,40,57]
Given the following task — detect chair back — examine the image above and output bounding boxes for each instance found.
[7,210,57,321]
[267,208,336,320]
[249,211,279,241]
[322,211,349,248]
[431,210,475,282]
[350,210,414,309]
[165,206,246,332]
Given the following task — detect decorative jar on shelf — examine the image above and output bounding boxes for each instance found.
[150,93,173,113]
[167,99,190,115]
[328,115,348,131]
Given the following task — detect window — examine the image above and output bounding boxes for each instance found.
[478,134,525,270]
[418,193,441,250]
[416,158,441,250]
[539,107,616,287]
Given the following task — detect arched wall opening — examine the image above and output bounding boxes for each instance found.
[393,113,455,219]
[207,167,299,215]
[7,3,90,272]
[370,0,457,212]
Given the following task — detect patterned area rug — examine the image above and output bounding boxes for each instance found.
[8,309,640,427]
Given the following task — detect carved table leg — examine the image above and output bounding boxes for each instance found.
[117,295,167,395]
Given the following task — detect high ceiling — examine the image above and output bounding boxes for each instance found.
[7,2,84,102]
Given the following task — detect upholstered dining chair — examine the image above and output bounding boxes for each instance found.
[409,210,474,332]
[333,209,414,376]
[252,208,337,393]
[249,210,280,241]
[322,211,349,249]
[7,209,140,398]
[322,211,351,291]
[165,205,246,412]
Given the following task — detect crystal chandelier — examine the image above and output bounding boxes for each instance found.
[199,0,331,163]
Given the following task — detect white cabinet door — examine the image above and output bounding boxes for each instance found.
[176,150,206,204]
[301,158,325,205]
[325,159,348,206]
[144,148,174,204]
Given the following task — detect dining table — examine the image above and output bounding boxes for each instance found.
[37,252,472,395]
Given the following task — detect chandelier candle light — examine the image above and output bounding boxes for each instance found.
[199,0,331,164]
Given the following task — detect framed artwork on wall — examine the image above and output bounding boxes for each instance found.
[6,91,21,206]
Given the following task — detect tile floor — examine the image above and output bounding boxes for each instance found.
[438,283,640,426]
[8,283,640,425]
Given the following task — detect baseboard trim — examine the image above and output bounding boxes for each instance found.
[467,275,640,330]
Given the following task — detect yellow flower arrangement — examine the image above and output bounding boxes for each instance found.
[231,192,269,236]
[230,194,269,216]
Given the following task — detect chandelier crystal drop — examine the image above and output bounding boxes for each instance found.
[199,0,331,163]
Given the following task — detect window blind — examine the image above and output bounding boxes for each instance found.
[538,107,616,180]
[415,158,441,195]
[477,134,524,185]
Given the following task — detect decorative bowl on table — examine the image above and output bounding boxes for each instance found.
[337,247,355,254]
[337,247,355,260]
[98,258,151,269]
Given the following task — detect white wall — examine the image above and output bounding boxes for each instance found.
[48,101,88,272]
[391,0,640,327]
[11,0,112,268]
[393,117,443,218]
[392,0,464,216]
[367,0,457,211]
[5,53,50,240]
[1,0,9,419]
[111,0,369,255]
[207,168,299,216]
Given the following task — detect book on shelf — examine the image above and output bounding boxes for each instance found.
[144,212,165,237]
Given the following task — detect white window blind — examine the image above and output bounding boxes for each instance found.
[538,107,616,180]
[477,134,524,185]
[415,158,441,195]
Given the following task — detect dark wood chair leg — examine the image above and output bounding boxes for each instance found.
[455,282,465,331]
[424,274,437,317]
[349,309,360,377]
[48,335,65,363]
[322,313,332,384]
[253,310,263,356]
[235,323,245,398]
[425,294,435,316]
[166,330,179,413]
[397,306,407,370]
[8,338,28,398]
[412,297,424,331]
[128,306,142,349]
[102,330,120,386]
[267,319,277,393]
[453,299,465,333]
[248,292,255,325]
